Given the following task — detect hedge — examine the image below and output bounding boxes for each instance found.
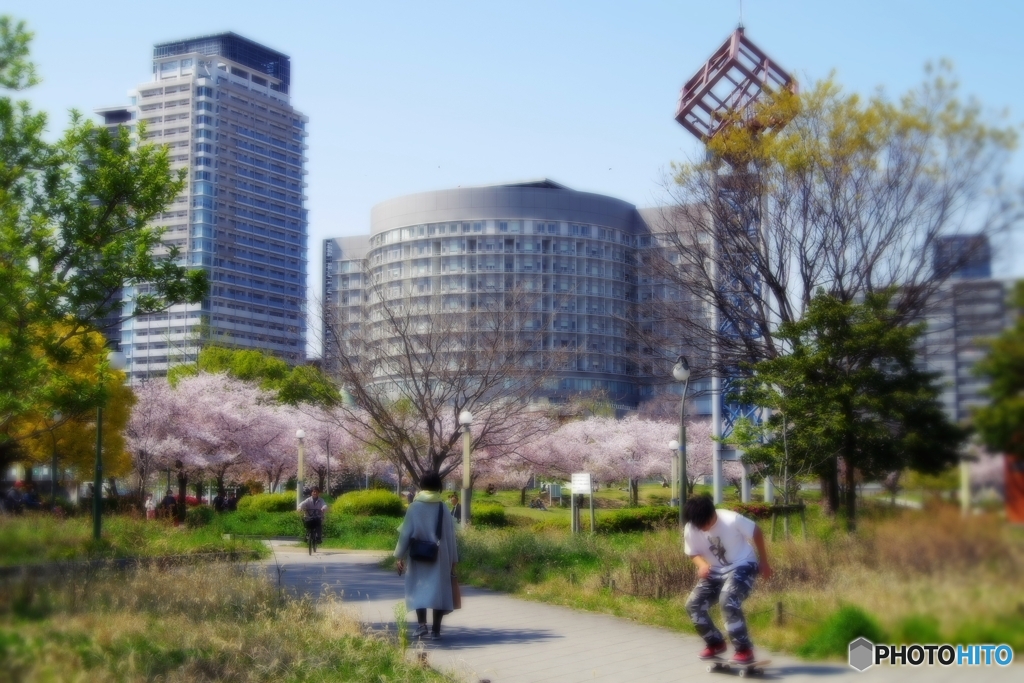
[722,502,774,520]
[472,504,508,527]
[335,490,405,517]
[236,492,296,513]
[596,506,676,533]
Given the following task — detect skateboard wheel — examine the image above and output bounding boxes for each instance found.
[706,665,713,673]
[737,668,747,678]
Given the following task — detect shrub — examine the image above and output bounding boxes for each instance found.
[185,505,215,528]
[236,492,296,513]
[472,504,508,527]
[597,507,676,533]
[336,490,405,517]
[798,605,886,659]
[723,502,774,519]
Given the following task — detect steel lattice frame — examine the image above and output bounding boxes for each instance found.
[675,28,796,447]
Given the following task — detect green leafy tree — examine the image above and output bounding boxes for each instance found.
[973,282,1024,457]
[0,17,207,440]
[168,346,339,406]
[731,291,965,531]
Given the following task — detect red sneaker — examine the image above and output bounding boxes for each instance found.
[698,641,728,659]
[731,648,756,664]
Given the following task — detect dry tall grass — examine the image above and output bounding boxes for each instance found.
[0,562,453,682]
[458,502,1024,657]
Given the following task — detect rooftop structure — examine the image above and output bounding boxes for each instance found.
[674,27,796,143]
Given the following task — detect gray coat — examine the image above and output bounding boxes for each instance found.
[394,500,459,611]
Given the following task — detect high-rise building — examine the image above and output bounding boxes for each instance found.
[323,180,665,405]
[919,236,1018,422]
[99,33,308,381]
[322,236,369,376]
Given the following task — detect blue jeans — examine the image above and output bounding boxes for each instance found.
[685,562,758,650]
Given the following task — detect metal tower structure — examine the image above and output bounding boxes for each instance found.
[674,27,796,503]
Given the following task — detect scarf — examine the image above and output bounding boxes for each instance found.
[397,490,446,533]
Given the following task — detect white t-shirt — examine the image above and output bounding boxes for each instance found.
[684,509,757,574]
[298,496,328,520]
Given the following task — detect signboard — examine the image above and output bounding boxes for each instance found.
[571,473,593,495]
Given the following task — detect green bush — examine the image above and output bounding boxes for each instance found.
[185,505,215,528]
[236,492,296,513]
[895,614,942,644]
[335,490,405,517]
[472,504,508,527]
[798,606,886,658]
[597,507,676,533]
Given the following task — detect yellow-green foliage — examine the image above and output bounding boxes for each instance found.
[336,490,405,517]
[472,504,508,527]
[236,492,297,513]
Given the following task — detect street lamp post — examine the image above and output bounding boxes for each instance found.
[94,351,126,541]
[295,429,306,509]
[673,356,691,532]
[459,410,473,526]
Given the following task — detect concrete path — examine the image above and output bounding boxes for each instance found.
[260,545,1017,683]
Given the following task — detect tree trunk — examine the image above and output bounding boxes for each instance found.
[821,458,840,516]
[176,471,188,523]
[629,478,639,506]
[217,473,226,498]
[194,479,204,504]
[521,486,527,506]
[844,457,857,532]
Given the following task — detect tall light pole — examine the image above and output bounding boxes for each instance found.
[673,356,691,531]
[459,410,473,526]
[95,351,126,541]
[295,429,306,508]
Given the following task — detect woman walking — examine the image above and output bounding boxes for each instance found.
[395,472,458,640]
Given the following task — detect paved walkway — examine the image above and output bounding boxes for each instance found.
[261,545,1017,683]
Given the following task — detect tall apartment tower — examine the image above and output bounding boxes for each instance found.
[100,33,308,381]
[322,236,369,376]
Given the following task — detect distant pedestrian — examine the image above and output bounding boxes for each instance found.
[213,491,225,512]
[160,490,176,517]
[684,494,772,666]
[449,493,461,522]
[144,494,156,520]
[4,483,24,514]
[226,493,238,511]
[395,472,458,640]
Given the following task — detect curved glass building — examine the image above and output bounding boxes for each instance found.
[326,180,651,404]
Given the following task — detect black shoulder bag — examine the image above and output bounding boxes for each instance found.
[409,502,444,562]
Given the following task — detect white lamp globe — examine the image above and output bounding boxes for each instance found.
[295,429,306,440]
[669,440,680,451]
[107,351,127,371]
[459,410,473,426]
[672,356,690,382]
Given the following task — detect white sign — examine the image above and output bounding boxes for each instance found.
[571,473,593,495]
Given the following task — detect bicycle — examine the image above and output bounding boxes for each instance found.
[304,519,322,555]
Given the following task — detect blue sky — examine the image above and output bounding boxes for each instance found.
[6,0,1024,304]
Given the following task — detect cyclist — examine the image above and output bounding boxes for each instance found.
[298,487,328,545]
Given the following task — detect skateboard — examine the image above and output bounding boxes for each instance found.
[702,656,771,677]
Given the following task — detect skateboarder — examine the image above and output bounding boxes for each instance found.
[683,494,772,666]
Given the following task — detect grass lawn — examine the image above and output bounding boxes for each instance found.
[0,514,267,566]
[0,562,454,682]
[428,500,1024,660]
